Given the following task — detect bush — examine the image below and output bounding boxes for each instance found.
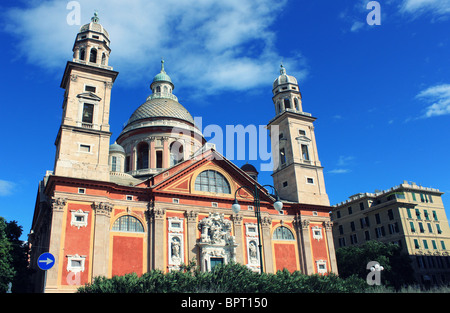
[77,262,369,293]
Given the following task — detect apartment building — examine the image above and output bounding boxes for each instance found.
[331,181,450,285]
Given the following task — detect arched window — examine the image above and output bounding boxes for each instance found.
[195,170,231,194]
[156,86,161,93]
[284,98,291,109]
[170,141,184,166]
[79,48,86,61]
[89,48,97,63]
[294,98,300,111]
[137,142,149,170]
[273,226,294,240]
[101,53,106,65]
[112,215,144,232]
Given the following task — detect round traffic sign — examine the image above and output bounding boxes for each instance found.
[37,252,55,271]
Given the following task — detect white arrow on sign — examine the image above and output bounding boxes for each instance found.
[39,258,54,265]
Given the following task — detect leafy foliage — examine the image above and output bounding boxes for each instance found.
[0,217,34,293]
[336,240,415,289]
[0,217,15,293]
[77,261,369,293]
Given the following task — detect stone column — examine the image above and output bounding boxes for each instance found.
[45,197,66,292]
[261,215,274,273]
[131,145,137,172]
[231,214,244,265]
[145,207,154,271]
[91,202,113,279]
[323,221,338,274]
[162,137,169,169]
[153,207,166,271]
[149,137,155,169]
[293,214,306,274]
[185,210,199,262]
[301,219,314,275]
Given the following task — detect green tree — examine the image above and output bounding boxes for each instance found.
[0,217,15,293]
[336,240,414,289]
[6,220,34,292]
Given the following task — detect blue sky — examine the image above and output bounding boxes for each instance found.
[1,0,450,240]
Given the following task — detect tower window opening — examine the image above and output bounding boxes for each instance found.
[294,98,300,111]
[284,99,291,109]
[280,148,286,165]
[82,103,94,124]
[79,48,85,61]
[156,86,161,93]
[89,48,97,63]
[85,85,96,93]
[101,53,106,65]
[301,144,310,161]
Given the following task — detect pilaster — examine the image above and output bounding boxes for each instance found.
[261,215,274,273]
[185,210,199,262]
[45,197,66,292]
[91,202,113,278]
[231,213,244,265]
[153,207,166,271]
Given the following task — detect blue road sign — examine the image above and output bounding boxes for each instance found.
[37,252,55,271]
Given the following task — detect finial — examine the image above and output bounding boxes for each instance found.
[91,10,99,23]
[280,63,286,75]
[161,58,165,73]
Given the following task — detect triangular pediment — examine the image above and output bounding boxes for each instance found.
[151,149,274,203]
[77,92,102,101]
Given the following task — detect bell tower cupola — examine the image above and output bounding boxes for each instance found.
[72,11,112,69]
[272,64,303,115]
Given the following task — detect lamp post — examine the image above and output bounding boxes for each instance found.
[231,184,283,273]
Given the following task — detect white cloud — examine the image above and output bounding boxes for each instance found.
[0,180,15,196]
[416,84,450,118]
[400,0,450,15]
[328,169,351,175]
[337,155,355,167]
[1,0,306,97]
[350,21,365,32]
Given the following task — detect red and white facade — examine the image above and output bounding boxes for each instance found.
[29,15,337,293]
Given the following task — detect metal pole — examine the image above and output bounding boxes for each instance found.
[254,184,264,273]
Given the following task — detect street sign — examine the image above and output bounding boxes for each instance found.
[37,252,55,271]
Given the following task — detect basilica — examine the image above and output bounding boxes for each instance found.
[29,14,337,292]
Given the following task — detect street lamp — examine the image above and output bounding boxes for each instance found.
[231,184,283,273]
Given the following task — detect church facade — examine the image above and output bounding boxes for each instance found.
[29,14,337,293]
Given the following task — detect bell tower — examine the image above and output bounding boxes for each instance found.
[54,13,119,181]
[268,65,329,206]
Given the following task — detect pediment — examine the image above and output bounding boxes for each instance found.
[295,135,311,142]
[151,149,274,203]
[76,92,102,101]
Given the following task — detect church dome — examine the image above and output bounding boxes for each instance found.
[241,163,258,173]
[125,98,194,126]
[272,64,298,90]
[109,142,125,154]
[79,12,109,39]
[152,71,173,85]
